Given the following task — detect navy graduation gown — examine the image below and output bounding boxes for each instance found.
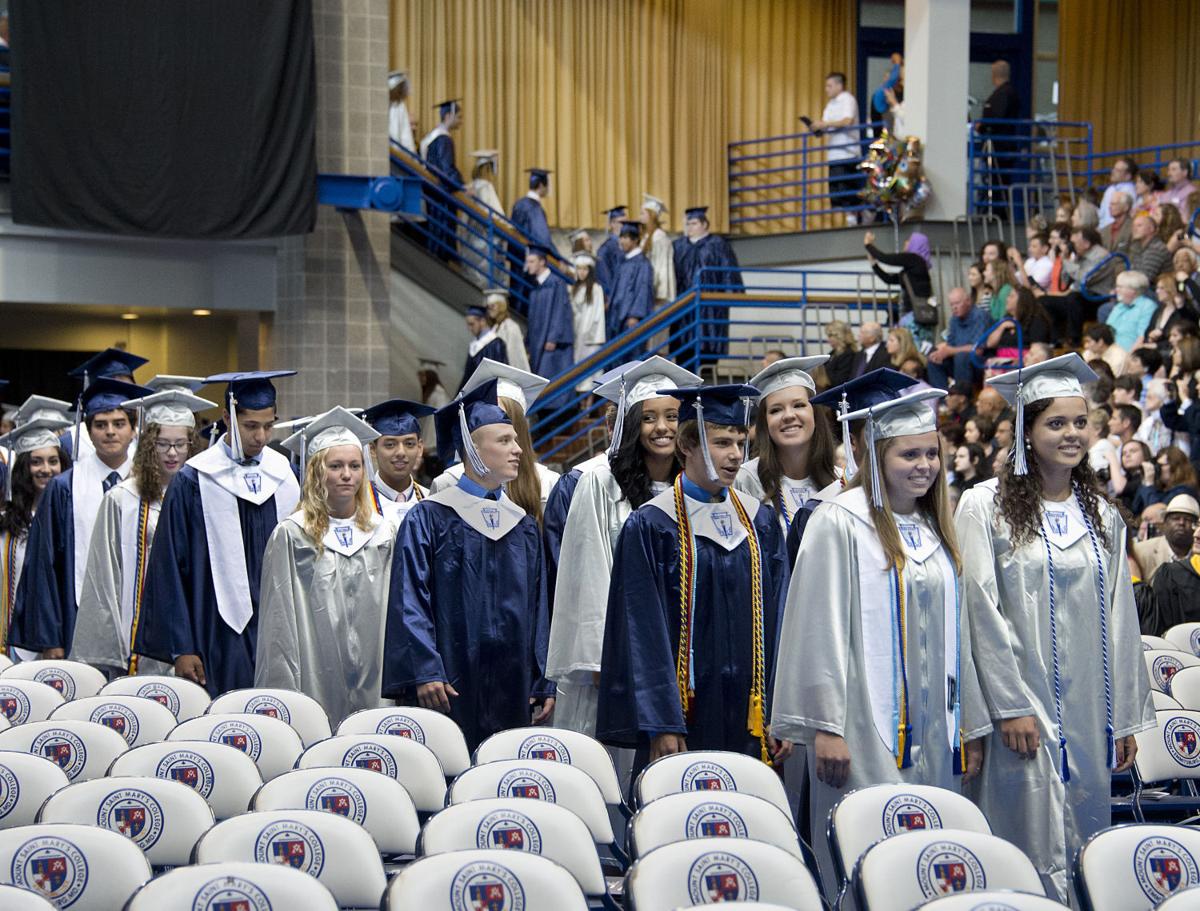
[673,234,743,360]
[9,472,74,652]
[510,197,553,250]
[785,502,818,567]
[527,274,574,378]
[542,467,583,609]
[595,493,788,755]
[596,235,622,296]
[459,336,509,393]
[382,496,551,752]
[607,254,654,343]
[134,466,280,697]
[424,134,463,262]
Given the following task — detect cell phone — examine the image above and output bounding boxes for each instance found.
[799,115,814,131]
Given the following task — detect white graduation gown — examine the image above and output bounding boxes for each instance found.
[955,478,1154,901]
[255,512,396,725]
[389,100,415,153]
[493,318,531,373]
[646,228,676,303]
[461,177,505,289]
[430,462,561,513]
[734,458,818,534]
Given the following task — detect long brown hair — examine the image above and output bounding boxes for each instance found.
[574,261,598,305]
[131,423,202,504]
[299,446,375,552]
[844,434,962,573]
[754,395,837,502]
[499,397,543,526]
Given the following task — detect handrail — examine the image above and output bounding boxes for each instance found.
[970,317,1024,371]
[1079,251,1130,303]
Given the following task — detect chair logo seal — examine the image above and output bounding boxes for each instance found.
[449,859,525,911]
[157,749,215,798]
[687,850,759,903]
[135,681,181,717]
[33,668,76,700]
[245,694,291,723]
[31,729,87,779]
[1134,835,1199,901]
[211,719,263,760]
[306,776,367,824]
[254,819,325,875]
[685,801,748,839]
[916,841,986,896]
[1164,716,1200,768]
[476,808,542,852]
[191,874,272,911]
[517,733,571,764]
[99,787,165,849]
[681,760,736,792]
[498,768,555,802]
[342,741,397,777]
[89,702,140,745]
[881,793,943,835]
[11,834,88,906]
[374,713,425,743]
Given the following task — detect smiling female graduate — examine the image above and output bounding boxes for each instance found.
[955,353,1153,901]
[771,383,990,893]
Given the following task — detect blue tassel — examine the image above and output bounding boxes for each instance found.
[1107,725,1116,770]
[953,745,963,776]
[1059,737,1071,783]
[899,724,913,769]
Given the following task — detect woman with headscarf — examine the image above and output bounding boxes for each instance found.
[864,230,934,340]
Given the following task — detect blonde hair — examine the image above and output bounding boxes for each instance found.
[641,210,663,257]
[488,295,510,324]
[844,434,962,573]
[299,446,375,551]
[888,327,925,369]
[826,320,859,353]
[498,397,543,526]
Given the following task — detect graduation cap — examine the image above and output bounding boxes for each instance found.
[840,387,947,508]
[362,398,436,439]
[986,353,1097,476]
[594,356,702,458]
[684,206,709,221]
[749,355,831,398]
[811,368,919,479]
[466,305,488,318]
[526,242,556,260]
[643,194,668,216]
[81,378,152,419]
[618,219,643,240]
[418,357,446,369]
[483,287,509,304]
[145,375,206,394]
[434,98,461,118]
[572,251,596,269]
[273,415,314,436]
[0,415,73,500]
[567,228,590,245]
[14,395,74,425]
[388,70,408,91]
[593,359,642,388]
[434,378,512,473]
[461,358,548,413]
[656,384,761,482]
[68,348,148,383]
[471,149,499,167]
[205,370,296,462]
[281,405,380,474]
[200,419,226,448]
[526,168,551,189]
[121,389,217,429]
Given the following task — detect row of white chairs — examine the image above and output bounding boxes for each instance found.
[1144,623,1200,657]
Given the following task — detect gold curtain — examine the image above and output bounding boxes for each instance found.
[1058,0,1200,154]
[391,0,854,233]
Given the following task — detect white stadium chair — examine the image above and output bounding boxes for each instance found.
[853,828,1045,911]
[108,741,263,821]
[168,712,303,780]
[252,766,421,857]
[49,694,177,747]
[0,660,106,701]
[0,679,66,725]
[0,719,127,782]
[917,893,1068,909]
[1144,650,1200,695]
[476,726,627,809]
[1076,823,1200,910]
[38,776,214,869]
[830,783,992,897]
[337,706,472,777]
[383,849,589,911]
[450,759,623,863]
[1166,624,1200,658]
[1144,635,1175,652]
[0,752,71,829]
[100,674,212,721]
[628,790,803,861]
[1160,885,1200,909]
[0,883,56,910]
[194,809,387,909]
[624,838,823,910]
[1156,691,1186,711]
[207,687,332,747]
[125,861,339,911]
[1132,710,1200,821]
[420,798,614,908]
[665,905,798,911]
[0,656,10,672]
[1167,667,1200,711]
[297,733,447,815]
[0,823,152,910]
[634,749,791,816]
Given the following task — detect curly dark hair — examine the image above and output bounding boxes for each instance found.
[0,448,73,539]
[995,398,1111,549]
[609,401,680,508]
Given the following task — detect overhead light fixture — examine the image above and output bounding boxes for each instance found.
[121,313,138,320]
[192,309,212,316]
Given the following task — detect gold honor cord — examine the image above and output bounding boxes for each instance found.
[126,498,154,675]
[894,566,911,770]
[1,534,16,652]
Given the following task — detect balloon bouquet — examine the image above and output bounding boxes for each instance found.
[858,130,931,222]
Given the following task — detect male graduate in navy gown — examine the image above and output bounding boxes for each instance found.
[135,371,301,696]
[383,379,553,751]
[508,168,554,304]
[60,348,149,460]
[524,243,574,379]
[672,206,744,363]
[10,377,149,657]
[607,219,654,348]
[595,206,626,295]
[460,304,508,392]
[596,384,792,773]
[360,398,436,525]
[419,98,464,262]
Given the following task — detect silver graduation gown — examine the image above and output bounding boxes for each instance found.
[955,478,1154,900]
[70,480,171,677]
[254,512,396,725]
[771,488,991,893]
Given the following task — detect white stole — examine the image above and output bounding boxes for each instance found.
[468,327,499,358]
[426,485,526,541]
[837,487,960,759]
[647,486,762,552]
[115,482,158,637]
[72,453,131,600]
[189,442,300,633]
[419,123,449,160]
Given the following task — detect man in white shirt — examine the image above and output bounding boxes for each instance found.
[1013,231,1053,290]
[1097,157,1138,230]
[809,72,861,226]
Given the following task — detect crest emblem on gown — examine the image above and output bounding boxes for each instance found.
[242,471,262,494]
[711,510,733,539]
[1135,836,1199,900]
[899,523,922,549]
[1165,716,1200,768]
[481,506,500,530]
[334,525,354,548]
[1046,510,1068,536]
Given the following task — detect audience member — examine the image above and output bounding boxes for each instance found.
[1111,375,1142,406]
[966,260,987,306]
[983,257,1016,321]
[810,71,862,225]
[823,320,858,387]
[1103,192,1134,253]
[1071,199,1100,230]
[852,321,889,376]
[1136,379,1180,456]
[760,349,786,368]
[927,286,989,390]
[1085,407,1122,488]
[1103,270,1157,348]
[1108,402,1141,447]
[1083,323,1127,376]
[1130,345,1163,389]
[1048,226,1114,345]
[974,385,1009,424]
[1128,215,1171,283]
[864,230,933,326]
[1026,341,1054,364]
[1116,440,1155,514]
[1145,272,1200,352]
[941,383,975,425]
[1133,170,1164,217]
[982,286,1053,357]
[886,326,923,370]
[1141,445,1200,512]
[964,414,994,448]
[952,442,992,492]
[1150,513,1200,631]
[1159,204,1188,251]
[1161,159,1198,221]
[1008,232,1052,291]
[1136,493,1199,582]
[994,415,1015,450]
[1098,157,1138,230]
[979,239,1007,267]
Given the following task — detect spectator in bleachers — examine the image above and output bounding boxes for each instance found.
[1104,192,1134,255]
[1149,507,1200,631]
[863,230,933,326]
[1135,493,1199,584]
[1131,345,1164,392]
[1145,273,1199,353]
[1083,323,1127,376]
[523,244,574,379]
[760,349,786,368]
[966,260,986,307]
[982,257,1016,322]
[1116,440,1154,514]
[869,53,901,131]
[886,326,923,371]
[606,220,654,346]
[1027,341,1054,364]
[980,238,1007,267]
[852,321,890,377]
[823,320,859,387]
[1132,169,1163,217]
[1144,445,1200,512]
[927,287,989,391]
[1162,159,1198,221]
[1009,232,1053,291]
[485,288,529,373]
[1034,223,1074,299]
[1103,270,1157,349]
[964,414,994,450]
[940,383,975,425]
[1159,203,1187,250]
[641,195,676,316]
[1108,403,1142,450]
[810,71,862,225]
[952,442,991,493]
[983,286,1054,362]
[1111,375,1142,407]
[420,99,464,262]
[1047,226,1112,346]
[1086,407,1122,484]
[388,71,415,153]
[1098,157,1138,230]
[460,302,508,391]
[1127,215,1171,285]
[1071,198,1100,231]
[974,384,1010,426]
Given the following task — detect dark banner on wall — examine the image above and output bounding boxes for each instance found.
[10,0,316,239]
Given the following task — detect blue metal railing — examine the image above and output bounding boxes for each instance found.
[727,121,884,230]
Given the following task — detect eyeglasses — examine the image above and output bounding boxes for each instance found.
[153,439,189,454]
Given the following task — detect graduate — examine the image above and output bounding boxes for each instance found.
[61,348,148,460]
[70,387,211,677]
[596,205,626,294]
[134,371,301,696]
[461,150,504,288]
[257,408,396,725]
[486,288,530,373]
[509,168,554,255]
[672,206,744,361]
[547,357,700,738]
[955,354,1153,901]
[524,243,574,379]
[772,385,990,893]
[641,195,676,311]
[607,219,654,344]
[383,379,553,751]
[360,398,436,525]
[0,409,73,658]
[432,360,561,518]
[569,252,606,393]
[419,99,464,262]
[596,384,792,771]
[460,304,508,392]
[10,378,148,657]
[387,70,415,154]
